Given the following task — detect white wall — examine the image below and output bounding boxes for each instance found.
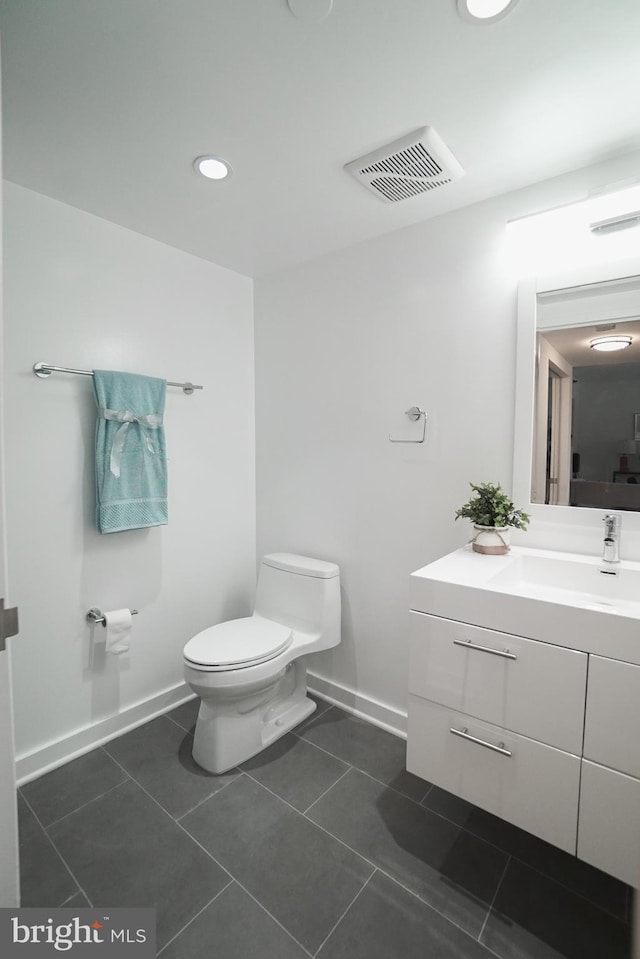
[254,150,640,731]
[4,182,255,777]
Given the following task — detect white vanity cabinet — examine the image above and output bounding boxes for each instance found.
[407,552,640,885]
[407,612,586,854]
[578,656,640,887]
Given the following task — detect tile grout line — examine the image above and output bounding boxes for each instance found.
[355,766,433,807]
[97,762,314,958]
[312,867,377,958]
[59,891,85,908]
[19,791,95,909]
[155,879,234,955]
[195,871,315,959]
[365,864,501,951]
[293,703,335,735]
[478,854,511,943]
[241,768,331,819]
[302,767,352,816]
[291,727,428,807]
[175,774,241,823]
[419,782,434,804]
[328,861,504,959]
[42,774,132,830]
[224,881,315,959]
[163,711,195,735]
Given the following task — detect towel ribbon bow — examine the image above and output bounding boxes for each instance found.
[99,407,163,478]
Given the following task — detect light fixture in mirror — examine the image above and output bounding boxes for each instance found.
[513,258,640,524]
[590,334,632,351]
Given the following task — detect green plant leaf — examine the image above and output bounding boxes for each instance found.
[454,481,529,531]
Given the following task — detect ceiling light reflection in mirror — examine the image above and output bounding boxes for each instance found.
[590,334,633,352]
[505,183,640,277]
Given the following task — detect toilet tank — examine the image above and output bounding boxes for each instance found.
[254,553,341,650]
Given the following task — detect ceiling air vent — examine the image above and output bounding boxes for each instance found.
[344,127,465,203]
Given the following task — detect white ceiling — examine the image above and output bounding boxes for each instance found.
[1,0,639,278]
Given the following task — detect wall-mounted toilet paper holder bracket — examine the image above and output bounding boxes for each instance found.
[86,607,139,627]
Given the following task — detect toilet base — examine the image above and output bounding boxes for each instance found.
[191,659,317,774]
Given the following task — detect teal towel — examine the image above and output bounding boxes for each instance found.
[93,370,168,534]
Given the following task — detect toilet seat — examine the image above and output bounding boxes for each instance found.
[183,617,293,671]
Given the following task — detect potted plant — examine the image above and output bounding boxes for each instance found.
[455,481,530,554]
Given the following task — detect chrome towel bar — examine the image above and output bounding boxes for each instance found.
[34,362,203,395]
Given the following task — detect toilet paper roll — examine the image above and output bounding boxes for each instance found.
[104,608,133,655]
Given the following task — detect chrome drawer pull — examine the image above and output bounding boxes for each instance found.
[450,726,513,757]
[453,638,517,660]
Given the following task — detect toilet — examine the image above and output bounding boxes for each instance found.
[183,552,341,773]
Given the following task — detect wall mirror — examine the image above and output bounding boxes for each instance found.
[513,257,640,529]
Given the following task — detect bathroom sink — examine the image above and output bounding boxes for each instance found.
[410,545,640,665]
[486,550,640,616]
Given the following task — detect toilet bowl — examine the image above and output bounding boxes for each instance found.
[183,552,341,773]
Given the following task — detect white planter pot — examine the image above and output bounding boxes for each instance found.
[471,524,511,555]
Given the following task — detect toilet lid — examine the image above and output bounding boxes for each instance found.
[183,616,293,670]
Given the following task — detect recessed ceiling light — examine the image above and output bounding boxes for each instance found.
[287,0,333,21]
[193,155,231,180]
[457,0,520,24]
[590,335,633,352]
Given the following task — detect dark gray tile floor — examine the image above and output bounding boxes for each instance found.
[18,696,633,958]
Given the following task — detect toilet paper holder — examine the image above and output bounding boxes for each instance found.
[86,607,139,627]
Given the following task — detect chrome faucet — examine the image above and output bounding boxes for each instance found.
[602,514,621,568]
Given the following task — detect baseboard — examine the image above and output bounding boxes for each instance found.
[16,682,196,786]
[16,674,407,785]
[307,672,407,739]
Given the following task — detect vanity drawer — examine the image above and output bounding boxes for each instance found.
[578,760,640,887]
[409,612,587,753]
[407,696,580,854]
[584,655,640,777]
